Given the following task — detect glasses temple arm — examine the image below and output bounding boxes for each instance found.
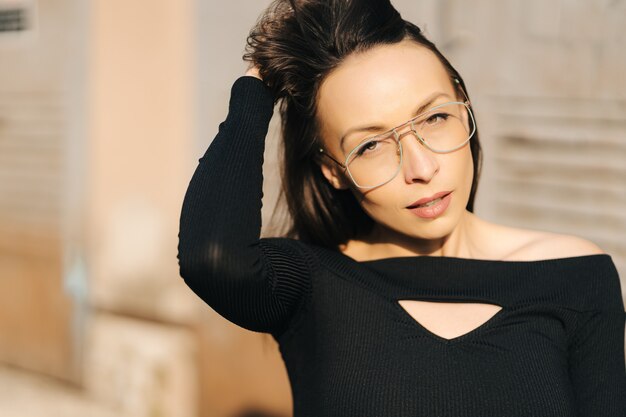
[318,148,347,169]
[453,77,471,105]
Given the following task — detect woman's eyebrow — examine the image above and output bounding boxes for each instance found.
[339,91,451,151]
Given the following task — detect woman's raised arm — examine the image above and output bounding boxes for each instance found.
[176,73,313,337]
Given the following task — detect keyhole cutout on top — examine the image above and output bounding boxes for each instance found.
[397,299,503,341]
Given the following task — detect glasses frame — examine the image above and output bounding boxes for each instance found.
[319,77,476,189]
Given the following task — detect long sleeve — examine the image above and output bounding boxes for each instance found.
[567,259,626,416]
[177,75,312,336]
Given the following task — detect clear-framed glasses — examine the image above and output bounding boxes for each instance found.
[318,78,476,189]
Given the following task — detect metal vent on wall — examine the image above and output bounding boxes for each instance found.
[0,8,27,32]
[0,89,64,253]
[0,0,36,36]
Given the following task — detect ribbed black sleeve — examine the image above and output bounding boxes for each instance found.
[177,75,312,335]
[567,258,626,416]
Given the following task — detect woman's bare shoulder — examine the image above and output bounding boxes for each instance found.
[521,232,605,259]
[491,222,606,261]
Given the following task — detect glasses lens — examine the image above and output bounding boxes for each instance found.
[413,102,472,153]
[346,132,400,188]
[345,103,473,188]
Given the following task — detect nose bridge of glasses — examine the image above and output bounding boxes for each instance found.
[396,122,425,147]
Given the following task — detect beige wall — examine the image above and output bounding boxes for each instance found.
[88,0,195,322]
[85,0,198,416]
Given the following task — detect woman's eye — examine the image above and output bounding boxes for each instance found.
[365,141,378,150]
[356,140,379,155]
[425,112,450,125]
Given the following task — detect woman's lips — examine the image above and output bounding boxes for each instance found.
[406,190,452,208]
[406,191,452,219]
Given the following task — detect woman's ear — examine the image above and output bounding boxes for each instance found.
[314,130,351,190]
[318,158,351,190]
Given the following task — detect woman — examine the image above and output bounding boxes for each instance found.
[177,0,626,415]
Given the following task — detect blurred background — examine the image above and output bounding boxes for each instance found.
[0,0,624,416]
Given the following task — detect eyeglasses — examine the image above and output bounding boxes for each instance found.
[318,77,476,189]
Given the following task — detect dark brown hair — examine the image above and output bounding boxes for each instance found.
[242,0,483,251]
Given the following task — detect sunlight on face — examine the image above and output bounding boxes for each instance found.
[316,39,474,242]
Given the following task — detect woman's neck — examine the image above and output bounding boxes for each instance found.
[339,211,500,262]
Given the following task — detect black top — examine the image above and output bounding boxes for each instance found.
[177,75,626,417]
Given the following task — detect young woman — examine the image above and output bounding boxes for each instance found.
[177,1,626,415]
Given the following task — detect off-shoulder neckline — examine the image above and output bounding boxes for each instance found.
[355,253,612,265]
[301,243,619,303]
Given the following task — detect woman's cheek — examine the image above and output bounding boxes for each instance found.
[359,187,404,225]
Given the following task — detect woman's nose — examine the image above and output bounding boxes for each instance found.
[399,130,439,183]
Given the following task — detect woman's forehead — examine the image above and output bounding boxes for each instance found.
[320,43,449,100]
[316,42,453,145]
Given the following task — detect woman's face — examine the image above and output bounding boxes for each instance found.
[316,40,474,243]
